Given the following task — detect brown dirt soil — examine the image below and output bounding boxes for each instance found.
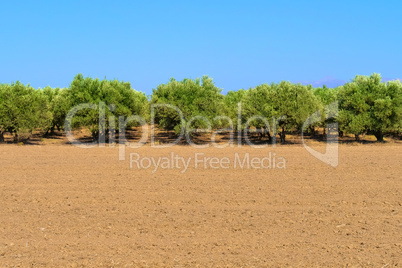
[0,143,401,267]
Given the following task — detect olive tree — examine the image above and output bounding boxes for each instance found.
[151,76,225,135]
[66,74,148,141]
[223,89,247,130]
[243,82,321,143]
[241,84,275,140]
[42,86,71,135]
[338,73,401,141]
[313,85,339,136]
[0,82,52,142]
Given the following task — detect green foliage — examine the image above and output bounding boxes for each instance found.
[151,76,225,134]
[314,85,338,106]
[224,89,247,129]
[0,73,400,143]
[42,86,71,134]
[273,82,321,130]
[67,74,148,139]
[338,73,401,141]
[242,82,321,142]
[0,82,52,141]
[313,85,339,130]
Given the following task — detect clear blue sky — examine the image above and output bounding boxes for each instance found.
[1,0,401,94]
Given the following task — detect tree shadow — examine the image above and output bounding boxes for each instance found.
[2,128,399,146]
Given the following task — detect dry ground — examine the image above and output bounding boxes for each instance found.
[0,142,401,267]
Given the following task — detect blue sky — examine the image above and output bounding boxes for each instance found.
[1,0,401,94]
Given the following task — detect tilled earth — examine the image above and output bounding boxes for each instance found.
[0,144,401,267]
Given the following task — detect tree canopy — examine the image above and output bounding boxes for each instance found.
[66,74,148,140]
[338,74,402,141]
[0,73,400,143]
[0,82,52,142]
[151,76,225,134]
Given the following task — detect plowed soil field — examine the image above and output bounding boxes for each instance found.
[0,144,401,267]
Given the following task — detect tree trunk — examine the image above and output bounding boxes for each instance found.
[280,126,286,143]
[309,125,315,137]
[50,125,55,135]
[92,131,99,142]
[0,132,4,143]
[266,131,272,142]
[258,127,264,139]
[374,131,384,142]
[355,134,360,141]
